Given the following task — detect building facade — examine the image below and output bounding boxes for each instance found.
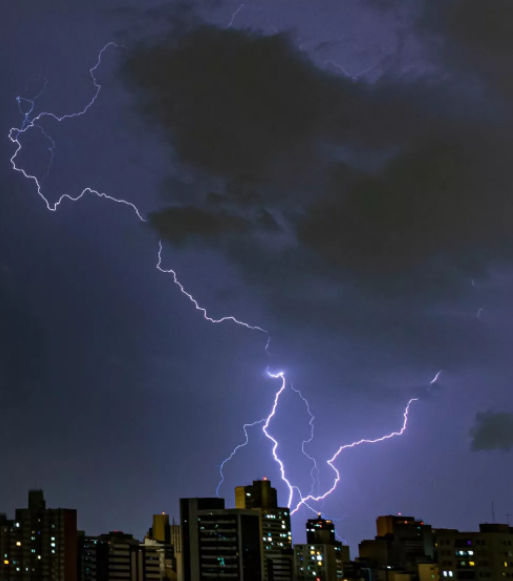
[80,530,174,581]
[434,523,513,580]
[294,516,347,581]
[359,515,434,572]
[180,498,263,581]
[0,490,77,581]
[235,479,293,581]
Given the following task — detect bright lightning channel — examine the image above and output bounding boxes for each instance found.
[290,370,443,515]
[9,41,294,501]
[9,42,426,522]
[290,382,320,496]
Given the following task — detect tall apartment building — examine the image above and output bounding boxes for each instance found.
[146,513,180,580]
[235,479,294,581]
[434,523,513,580]
[294,515,347,581]
[0,489,78,581]
[180,498,262,581]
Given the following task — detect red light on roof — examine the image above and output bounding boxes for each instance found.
[263,476,268,481]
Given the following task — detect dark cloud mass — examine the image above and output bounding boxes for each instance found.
[470,410,513,452]
[119,3,513,396]
[126,28,345,181]
[149,205,251,247]
[125,9,513,299]
[424,0,513,100]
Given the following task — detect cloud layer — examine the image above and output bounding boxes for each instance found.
[470,410,513,452]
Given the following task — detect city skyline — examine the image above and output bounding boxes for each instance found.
[2,484,512,580]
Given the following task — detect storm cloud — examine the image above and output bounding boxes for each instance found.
[470,410,513,452]
[118,2,513,383]
[124,11,513,301]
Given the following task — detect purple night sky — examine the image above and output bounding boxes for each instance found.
[1,0,512,554]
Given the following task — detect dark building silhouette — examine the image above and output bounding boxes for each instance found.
[80,530,174,580]
[180,498,262,581]
[180,498,224,581]
[306,515,337,545]
[0,489,78,581]
[434,523,513,580]
[235,479,293,581]
[358,515,434,573]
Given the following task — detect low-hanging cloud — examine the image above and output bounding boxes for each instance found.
[470,410,513,452]
[119,4,513,377]
[124,10,513,298]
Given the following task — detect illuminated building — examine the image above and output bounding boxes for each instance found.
[235,479,294,581]
[150,513,172,544]
[307,516,337,545]
[294,515,347,581]
[235,478,278,510]
[434,523,513,580]
[180,498,262,580]
[0,489,78,581]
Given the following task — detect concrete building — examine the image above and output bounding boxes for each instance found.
[180,498,224,581]
[359,515,434,572]
[80,530,175,580]
[294,515,348,581]
[235,478,278,510]
[294,543,345,581]
[180,498,263,581]
[235,479,293,581]
[434,523,513,580]
[151,514,172,545]
[0,489,78,581]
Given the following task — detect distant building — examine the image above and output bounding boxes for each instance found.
[294,515,347,581]
[0,489,78,581]
[359,515,434,572]
[80,530,175,580]
[180,498,262,580]
[170,519,181,555]
[150,513,172,545]
[235,479,293,581]
[307,515,337,545]
[235,478,278,510]
[434,522,513,580]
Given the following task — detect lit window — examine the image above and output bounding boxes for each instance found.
[16,542,21,547]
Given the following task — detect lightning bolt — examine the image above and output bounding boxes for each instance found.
[290,382,320,496]
[290,368,442,516]
[9,41,427,520]
[226,3,245,28]
[216,418,266,497]
[10,41,292,501]
[290,396,418,515]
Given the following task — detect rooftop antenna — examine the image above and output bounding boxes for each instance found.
[506,513,511,526]
[491,501,496,524]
